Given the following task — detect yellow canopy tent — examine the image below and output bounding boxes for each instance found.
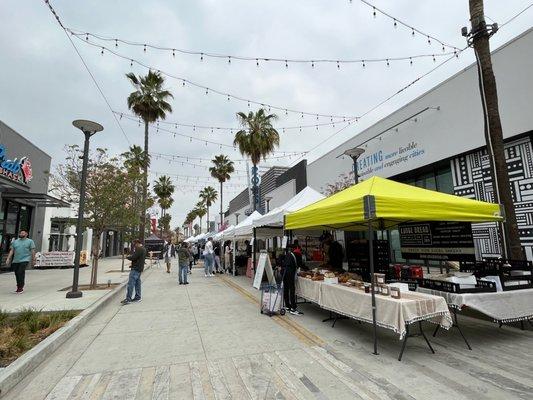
[285,176,504,355]
[286,176,503,231]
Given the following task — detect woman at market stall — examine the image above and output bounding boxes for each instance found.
[283,244,303,316]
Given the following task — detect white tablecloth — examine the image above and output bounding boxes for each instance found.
[296,278,452,339]
[418,288,533,323]
[295,278,322,304]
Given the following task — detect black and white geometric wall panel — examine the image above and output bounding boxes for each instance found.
[451,136,533,260]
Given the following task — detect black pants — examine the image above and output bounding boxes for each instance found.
[283,270,296,310]
[12,262,28,289]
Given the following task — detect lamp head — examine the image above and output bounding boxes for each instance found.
[343,147,365,160]
[72,119,104,135]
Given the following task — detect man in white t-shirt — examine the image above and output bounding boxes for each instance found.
[203,238,214,277]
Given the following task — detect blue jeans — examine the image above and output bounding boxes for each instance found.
[204,254,213,275]
[179,263,188,284]
[126,269,141,301]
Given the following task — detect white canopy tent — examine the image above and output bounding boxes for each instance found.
[232,211,263,239]
[221,225,236,240]
[253,186,325,230]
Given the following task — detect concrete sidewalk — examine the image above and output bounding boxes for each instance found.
[3,261,533,399]
[0,257,131,312]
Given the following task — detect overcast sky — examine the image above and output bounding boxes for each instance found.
[1,0,531,228]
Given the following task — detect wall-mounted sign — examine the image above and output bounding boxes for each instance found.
[0,144,33,185]
[399,221,475,262]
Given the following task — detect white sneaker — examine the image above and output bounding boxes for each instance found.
[205,273,208,277]
[209,273,214,277]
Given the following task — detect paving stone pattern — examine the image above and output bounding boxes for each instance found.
[3,260,533,400]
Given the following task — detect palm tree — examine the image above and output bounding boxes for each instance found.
[468,0,523,260]
[122,145,149,238]
[199,186,218,232]
[193,201,207,233]
[153,175,175,217]
[126,70,173,242]
[209,155,235,230]
[234,108,280,211]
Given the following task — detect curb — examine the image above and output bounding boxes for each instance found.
[0,278,128,398]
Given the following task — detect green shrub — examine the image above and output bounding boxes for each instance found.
[0,309,9,327]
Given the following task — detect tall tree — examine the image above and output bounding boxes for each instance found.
[53,146,138,288]
[209,155,235,230]
[153,175,175,217]
[193,201,207,232]
[234,108,280,211]
[121,145,149,239]
[199,186,218,232]
[126,70,173,243]
[468,0,523,260]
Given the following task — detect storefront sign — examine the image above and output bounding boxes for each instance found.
[399,221,475,261]
[35,251,75,268]
[0,144,33,185]
[358,141,426,178]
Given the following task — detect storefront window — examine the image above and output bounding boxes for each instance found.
[436,166,454,194]
[19,205,31,232]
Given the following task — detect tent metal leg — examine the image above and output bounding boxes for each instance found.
[368,223,378,355]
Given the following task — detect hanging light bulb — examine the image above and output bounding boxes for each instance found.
[285,60,288,68]
[427,36,431,45]
[172,49,175,57]
[432,55,436,62]
[301,113,304,119]
[205,88,209,95]
[373,7,377,18]
[442,45,446,52]
[143,44,146,52]
[85,33,89,41]
[409,57,413,66]
[285,109,288,116]
[393,19,397,28]
[247,101,250,108]
[256,58,259,67]
[200,53,204,61]
[316,114,319,121]
[227,95,230,101]
[362,60,366,68]
[386,59,390,67]
[228,56,231,64]
[130,59,133,67]
[115,39,118,48]
[411,28,415,37]
[337,61,340,69]
[101,47,104,55]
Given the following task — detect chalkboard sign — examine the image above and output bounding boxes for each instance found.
[253,251,276,289]
[399,221,475,261]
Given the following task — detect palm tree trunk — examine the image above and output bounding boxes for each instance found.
[469,0,524,260]
[252,163,258,211]
[206,207,210,232]
[220,180,224,230]
[139,120,149,243]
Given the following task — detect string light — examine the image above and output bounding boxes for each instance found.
[69,29,460,70]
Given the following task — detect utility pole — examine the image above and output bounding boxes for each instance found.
[464,0,524,260]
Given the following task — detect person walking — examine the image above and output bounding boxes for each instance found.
[213,242,222,274]
[5,230,36,294]
[191,244,198,265]
[163,239,175,274]
[283,244,303,315]
[177,242,191,285]
[121,239,146,304]
[203,237,214,277]
[224,241,232,274]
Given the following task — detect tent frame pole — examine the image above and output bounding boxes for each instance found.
[368,222,379,355]
[253,227,257,275]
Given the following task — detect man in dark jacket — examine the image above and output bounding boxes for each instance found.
[283,244,303,315]
[121,239,146,304]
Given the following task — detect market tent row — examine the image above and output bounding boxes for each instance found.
[285,176,504,355]
[252,186,325,236]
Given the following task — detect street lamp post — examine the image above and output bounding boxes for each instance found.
[66,119,103,299]
[338,147,365,184]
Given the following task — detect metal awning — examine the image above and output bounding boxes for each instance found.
[1,192,70,208]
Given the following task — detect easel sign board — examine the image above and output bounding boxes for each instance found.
[282,236,288,249]
[253,251,276,289]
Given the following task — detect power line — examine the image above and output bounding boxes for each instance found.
[500,2,533,28]
[43,0,131,145]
